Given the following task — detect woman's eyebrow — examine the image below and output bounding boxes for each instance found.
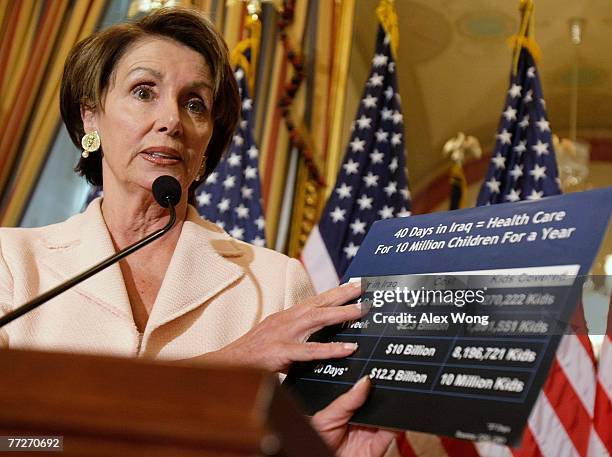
[126,66,163,79]
[188,80,213,92]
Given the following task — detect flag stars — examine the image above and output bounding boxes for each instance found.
[217,198,230,213]
[497,129,512,145]
[240,185,254,199]
[356,115,372,130]
[523,89,533,103]
[251,236,265,247]
[508,83,522,98]
[502,106,517,122]
[391,133,402,146]
[514,140,527,156]
[196,191,211,206]
[532,140,549,156]
[527,66,536,78]
[233,134,244,146]
[505,188,521,202]
[381,107,393,120]
[368,73,384,87]
[255,216,265,230]
[229,226,244,240]
[330,206,346,223]
[378,205,394,219]
[235,204,250,219]
[362,94,378,109]
[244,165,257,179]
[375,129,389,143]
[222,175,236,189]
[485,178,501,194]
[536,118,551,132]
[400,188,411,201]
[242,98,252,111]
[530,164,547,180]
[335,183,352,199]
[509,164,523,180]
[350,218,366,235]
[343,242,359,259]
[519,115,530,129]
[527,189,543,200]
[363,172,379,188]
[492,154,506,169]
[370,149,384,164]
[343,159,359,175]
[350,137,366,152]
[227,152,242,167]
[383,181,397,197]
[206,171,218,184]
[235,68,245,80]
[391,110,403,124]
[388,62,395,73]
[357,194,373,210]
[397,207,411,217]
[384,86,394,100]
[247,145,259,159]
[388,157,398,172]
[372,53,388,67]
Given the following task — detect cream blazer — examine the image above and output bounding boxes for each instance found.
[0,199,315,360]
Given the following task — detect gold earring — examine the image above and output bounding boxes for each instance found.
[195,155,207,181]
[81,131,101,158]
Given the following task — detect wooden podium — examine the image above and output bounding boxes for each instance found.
[0,349,334,456]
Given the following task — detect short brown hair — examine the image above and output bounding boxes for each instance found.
[60,7,240,198]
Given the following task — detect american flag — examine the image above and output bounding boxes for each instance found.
[395,45,605,457]
[301,25,411,293]
[477,47,561,205]
[194,66,266,246]
[475,45,602,457]
[591,301,611,456]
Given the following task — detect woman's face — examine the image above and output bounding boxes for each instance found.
[82,36,214,198]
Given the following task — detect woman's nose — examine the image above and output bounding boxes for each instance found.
[156,99,183,137]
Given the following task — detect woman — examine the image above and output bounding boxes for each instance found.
[0,7,394,456]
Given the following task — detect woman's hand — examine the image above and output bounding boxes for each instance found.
[312,376,395,457]
[201,282,366,372]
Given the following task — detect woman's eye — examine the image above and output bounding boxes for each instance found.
[133,85,154,100]
[186,98,207,114]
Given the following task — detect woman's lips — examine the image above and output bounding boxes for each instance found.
[140,149,182,165]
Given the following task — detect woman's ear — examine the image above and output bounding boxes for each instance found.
[80,104,98,133]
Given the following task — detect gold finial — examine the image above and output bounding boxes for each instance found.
[128,0,183,18]
[376,0,399,59]
[443,132,482,165]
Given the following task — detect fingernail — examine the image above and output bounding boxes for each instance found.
[342,281,361,289]
[342,342,358,351]
[352,375,370,390]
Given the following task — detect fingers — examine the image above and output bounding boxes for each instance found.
[288,341,359,362]
[312,376,371,428]
[297,302,366,335]
[301,281,362,308]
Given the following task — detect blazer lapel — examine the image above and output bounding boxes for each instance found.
[37,199,134,323]
[143,206,245,342]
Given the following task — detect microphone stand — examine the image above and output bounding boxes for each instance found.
[0,199,176,328]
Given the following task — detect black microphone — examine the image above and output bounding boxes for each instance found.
[0,176,182,328]
[152,175,182,208]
